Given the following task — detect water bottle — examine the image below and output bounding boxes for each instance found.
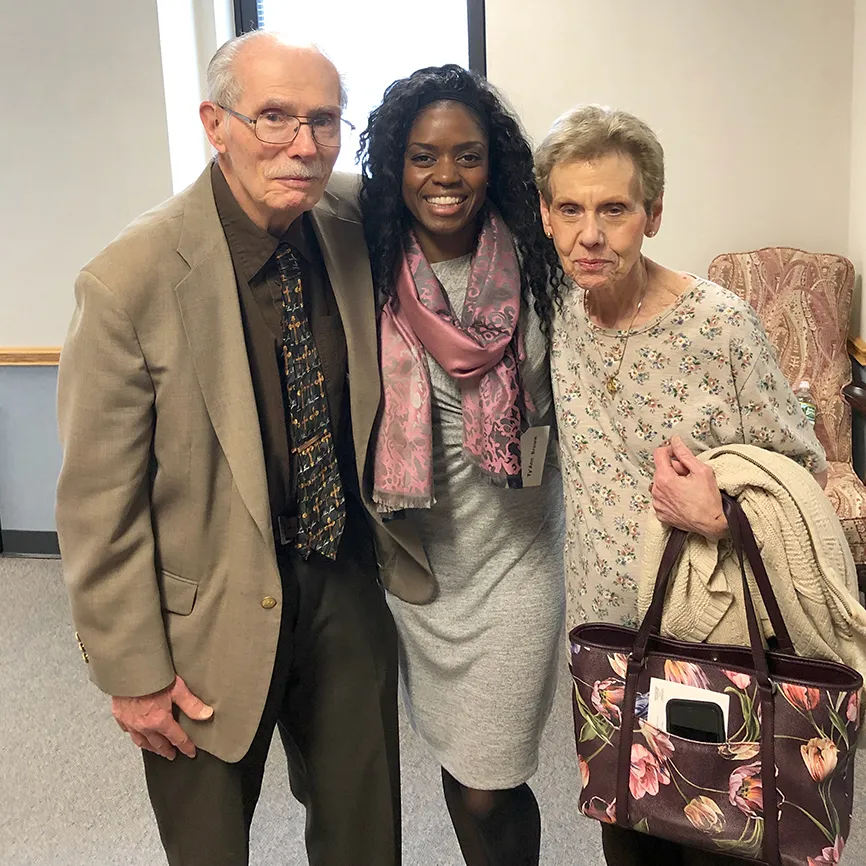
[795,380,817,426]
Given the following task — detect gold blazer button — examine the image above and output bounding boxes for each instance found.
[261,596,278,610]
[75,631,89,664]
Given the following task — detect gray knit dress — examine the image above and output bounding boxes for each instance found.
[386,255,566,790]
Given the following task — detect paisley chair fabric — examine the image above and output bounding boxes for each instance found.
[708,248,866,585]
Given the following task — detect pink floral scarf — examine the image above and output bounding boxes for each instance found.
[373,208,531,513]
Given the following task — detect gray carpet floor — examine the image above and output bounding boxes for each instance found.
[1,555,864,865]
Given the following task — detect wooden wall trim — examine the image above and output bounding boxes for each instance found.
[849,338,866,368]
[0,347,61,366]
[3,339,865,369]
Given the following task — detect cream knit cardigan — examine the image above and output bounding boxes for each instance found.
[638,444,866,677]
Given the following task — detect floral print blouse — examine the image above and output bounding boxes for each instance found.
[551,277,827,630]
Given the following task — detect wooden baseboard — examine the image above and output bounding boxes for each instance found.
[0,347,61,366]
[849,338,866,367]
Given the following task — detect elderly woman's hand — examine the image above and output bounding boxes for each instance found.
[651,436,728,539]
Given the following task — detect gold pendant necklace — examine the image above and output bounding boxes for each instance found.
[586,281,648,397]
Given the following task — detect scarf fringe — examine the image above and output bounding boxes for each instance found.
[373,491,434,514]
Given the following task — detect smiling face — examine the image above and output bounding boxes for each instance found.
[539,152,662,293]
[401,101,489,261]
[200,41,342,235]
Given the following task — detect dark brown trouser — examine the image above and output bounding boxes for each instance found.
[142,514,401,866]
[602,825,747,865]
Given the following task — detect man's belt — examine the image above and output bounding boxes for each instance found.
[276,514,300,547]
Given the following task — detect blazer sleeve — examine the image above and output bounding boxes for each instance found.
[56,270,175,697]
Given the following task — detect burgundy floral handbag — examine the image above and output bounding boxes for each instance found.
[570,494,862,865]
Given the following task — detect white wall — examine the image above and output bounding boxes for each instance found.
[0,0,173,346]
[1,0,862,346]
[486,0,856,282]
[852,0,866,336]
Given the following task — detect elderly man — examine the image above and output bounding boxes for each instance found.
[56,32,400,865]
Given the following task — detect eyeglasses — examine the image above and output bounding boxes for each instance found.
[218,105,355,147]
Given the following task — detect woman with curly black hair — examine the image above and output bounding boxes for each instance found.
[358,65,565,866]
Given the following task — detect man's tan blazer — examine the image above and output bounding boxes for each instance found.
[56,165,432,762]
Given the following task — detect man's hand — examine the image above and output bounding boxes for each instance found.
[651,436,728,540]
[112,675,214,760]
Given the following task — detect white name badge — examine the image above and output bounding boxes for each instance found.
[521,425,551,487]
[647,676,730,735]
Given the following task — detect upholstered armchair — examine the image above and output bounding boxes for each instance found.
[708,248,866,587]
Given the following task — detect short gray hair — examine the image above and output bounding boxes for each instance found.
[206,31,348,110]
[535,105,664,213]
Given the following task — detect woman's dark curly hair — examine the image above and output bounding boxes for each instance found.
[357,64,564,333]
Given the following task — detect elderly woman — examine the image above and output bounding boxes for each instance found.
[535,105,827,865]
[358,65,564,866]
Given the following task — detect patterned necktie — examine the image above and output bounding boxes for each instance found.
[275,243,345,560]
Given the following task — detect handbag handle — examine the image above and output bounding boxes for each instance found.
[720,493,775,688]
[616,492,782,864]
[631,493,794,665]
[720,493,782,864]
[722,493,794,652]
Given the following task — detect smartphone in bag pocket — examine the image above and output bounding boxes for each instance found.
[665,698,726,743]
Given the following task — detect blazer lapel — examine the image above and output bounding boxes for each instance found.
[174,169,271,544]
[310,198,431,574]
[308,205,379,492]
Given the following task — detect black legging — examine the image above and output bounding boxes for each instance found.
[441,768,541,866]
